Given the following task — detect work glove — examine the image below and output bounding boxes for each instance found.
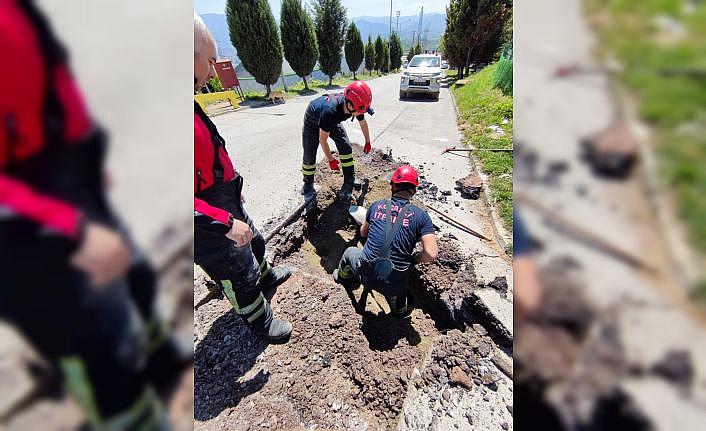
[328,159,340,171]
[364,141,372,154]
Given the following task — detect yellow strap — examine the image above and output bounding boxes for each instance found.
[340,160,355,168]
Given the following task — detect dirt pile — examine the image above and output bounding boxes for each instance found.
[514,258,653,430]
[194,146,512,430]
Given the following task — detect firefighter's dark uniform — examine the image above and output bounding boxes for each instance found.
[301,94,366,194]
[337,197,435,314]
[0,1,174,428]
[194,102,280,331]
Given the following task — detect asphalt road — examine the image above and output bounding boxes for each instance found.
[213,73,491,242]
[213,72,513,333]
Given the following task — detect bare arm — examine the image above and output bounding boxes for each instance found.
[319,129,333,160]
[358,119,371,143]
[360,220,370,238]
[417,234,438,263]
[514,256,542,320]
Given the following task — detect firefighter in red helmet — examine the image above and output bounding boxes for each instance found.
[300,80,374,207]
[333,165,439,317]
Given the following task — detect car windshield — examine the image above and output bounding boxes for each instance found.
[409,57,440,67]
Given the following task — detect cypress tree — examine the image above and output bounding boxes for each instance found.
[364,36,375,73]
[381,40,390,73]
[406,46,415,62]
[313,0,347,86]
[374,35,384,75]
[389,33,403,71]
[281,0,319,91]
[344,22,364,79]
[226,0,283,96]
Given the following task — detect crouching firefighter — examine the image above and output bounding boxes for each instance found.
[194,14,292,343]
[301,81,374,207]
[333,166,439,317]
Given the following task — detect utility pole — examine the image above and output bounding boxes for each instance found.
[396,10,400,34]
[417,6,424,50]
[389,0,393,71]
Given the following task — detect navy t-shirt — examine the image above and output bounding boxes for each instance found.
[304,94,365,132]
[363,197,435,272]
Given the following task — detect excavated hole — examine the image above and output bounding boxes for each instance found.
[194,147,513,430]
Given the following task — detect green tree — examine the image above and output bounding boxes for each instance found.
[313,0,347,86]
[226,0,283,96]
[442,0,512,78]
[374,35,384,75]
[414,42,422,56]
[389,33,403,71]
[344,22,364,79]
[281,0,319,91]
[406,46,415,62]
[381,40,390,73]
[364,36,375,72]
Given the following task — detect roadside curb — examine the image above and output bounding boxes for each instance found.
[448,82,513,256]
[618,87,702,290]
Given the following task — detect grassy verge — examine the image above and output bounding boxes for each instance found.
[452,63,513,230]
[585,0,706,294]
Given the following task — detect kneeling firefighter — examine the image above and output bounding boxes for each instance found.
[333,166,439,316]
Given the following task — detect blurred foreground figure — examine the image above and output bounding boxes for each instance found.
[0,1,188,428]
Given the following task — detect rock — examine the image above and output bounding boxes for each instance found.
[455,174,482,199]
[442,389,451,402]
[487,276,508,293]
[331,401,342,412]
[454,201,460,207]
[449,367,473,390]
[329,313,344,328]
[651,350,693,387]
[491,354,513,379]
[501,421,509,430]
[472,323,488,336]
[480,368,500,386]
[321,352,331,368]
[476,341,492,357]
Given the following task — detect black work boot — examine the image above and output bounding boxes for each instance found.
[333,268,359,291]
[259,266,292,300]
[336,183,354,203]
[249,301,292,343]
[301,183,317,209]
[387,295,413,319]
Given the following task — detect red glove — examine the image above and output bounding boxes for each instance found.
[364,141,372,154]
[328,159,340,171]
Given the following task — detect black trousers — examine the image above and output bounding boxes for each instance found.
[301,124,354,187]
[0,132,159,422]
[194,179,271,326]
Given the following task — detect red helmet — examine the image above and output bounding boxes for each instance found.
[344,81,372,115]
[391,165,419,187]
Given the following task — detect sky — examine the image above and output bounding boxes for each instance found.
[195,0,448,19]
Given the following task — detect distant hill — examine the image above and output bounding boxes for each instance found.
[354,13,446,49]
[201,11,446,71]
